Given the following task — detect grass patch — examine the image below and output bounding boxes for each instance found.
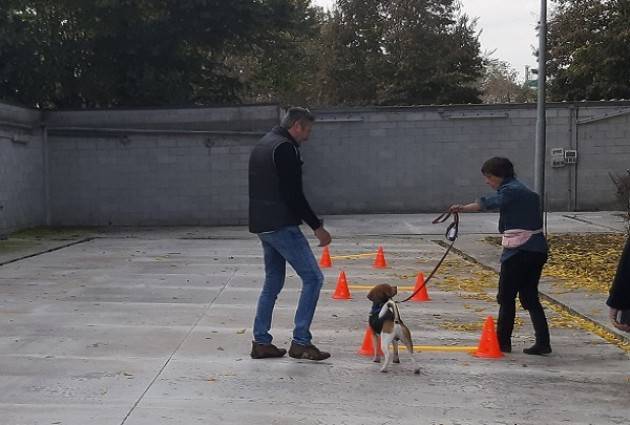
[0,227,98,257]
[10,226,97,241]
[0,239,40,254]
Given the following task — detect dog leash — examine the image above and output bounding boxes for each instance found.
[398,211,459,303]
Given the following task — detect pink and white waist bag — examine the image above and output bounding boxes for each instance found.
[501,228,543,249]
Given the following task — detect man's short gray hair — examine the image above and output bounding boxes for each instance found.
[280,107,315,129]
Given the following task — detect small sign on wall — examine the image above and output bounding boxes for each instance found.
[550,148,578,168]
[564,150,578,164]
[551,148,565,168]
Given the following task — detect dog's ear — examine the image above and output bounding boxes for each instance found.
[388,285,398,298]
[367,286,378,301]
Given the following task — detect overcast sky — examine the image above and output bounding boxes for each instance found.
[312,0,543,81]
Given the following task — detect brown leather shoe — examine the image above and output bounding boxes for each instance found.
[250,342,287,359]
[288,341,331,361]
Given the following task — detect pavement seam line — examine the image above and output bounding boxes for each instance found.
[0,237,95,267]
[561,214,625,233]
[433,240,630,348]
[119,268,237,425]
[541,300,630,352]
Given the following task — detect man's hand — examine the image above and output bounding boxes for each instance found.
[449,204,464,213]
[314,227,332,247]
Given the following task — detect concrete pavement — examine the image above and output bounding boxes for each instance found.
[0,212,628,425]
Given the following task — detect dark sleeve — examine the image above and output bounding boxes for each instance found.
[607,237,630,309]
[478,186,515,211]
[273,142,321,230]
[478,191,503,211]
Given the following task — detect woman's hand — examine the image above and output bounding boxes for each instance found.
[449,203,481,213]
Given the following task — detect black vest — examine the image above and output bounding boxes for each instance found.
[248,127,302,233]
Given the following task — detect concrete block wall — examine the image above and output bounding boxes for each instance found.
[0,103,45,234]
[45,104,279,131]
[303,104,613,213]
[45,105,279,226]
[1,101,629,230]
[574,106,630,210]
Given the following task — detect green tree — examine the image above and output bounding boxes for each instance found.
[0,0,305,108]
[480,59,536,103]
[0,0,486,108]
[380,1,483,105]
[548,0,630,101]
[235,0,325,105]
[316,0,484,105]
[315,0,387,105]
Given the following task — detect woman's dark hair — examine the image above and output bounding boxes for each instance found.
[481,157,515,179]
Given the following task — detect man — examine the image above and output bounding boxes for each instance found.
[249,107,332,361]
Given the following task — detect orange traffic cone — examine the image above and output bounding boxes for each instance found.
[358,326,384,357]
[332,271,351,300]
[319,246,332,268]
[473,316,504,359]
[373,246,388,268]
[410,272,431,302]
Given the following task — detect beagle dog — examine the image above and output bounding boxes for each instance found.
[367,284,420,374]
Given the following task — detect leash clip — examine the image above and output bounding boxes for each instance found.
[446,224,458,241]
[434,211,459,242]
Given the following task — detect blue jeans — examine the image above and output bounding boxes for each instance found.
[253,226,324,346]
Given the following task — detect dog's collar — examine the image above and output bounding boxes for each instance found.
[370,302,384,315]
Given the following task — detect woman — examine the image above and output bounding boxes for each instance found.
[449,157,551,355]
